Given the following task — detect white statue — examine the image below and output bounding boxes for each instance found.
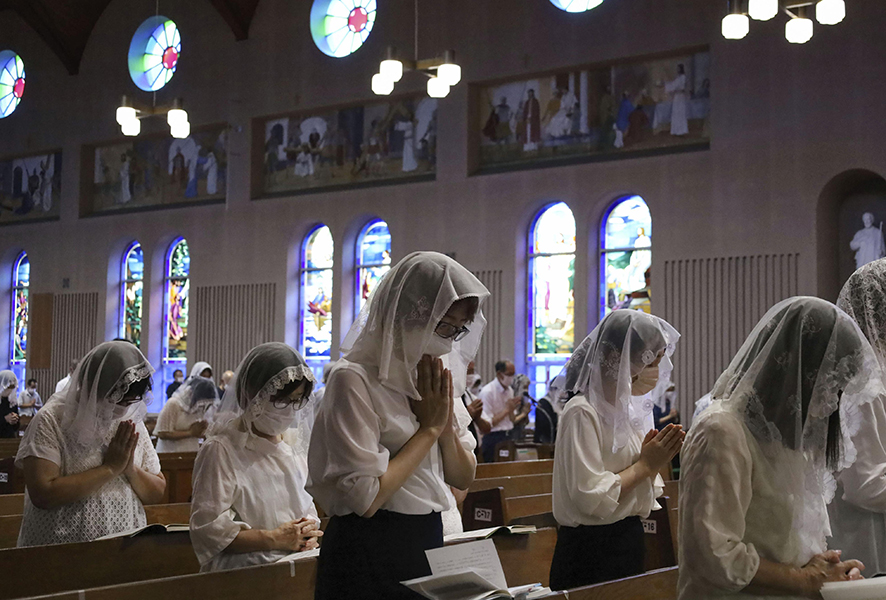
[850,212,886,269]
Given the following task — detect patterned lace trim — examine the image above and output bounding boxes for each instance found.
[106,363,155,403]
[247,365,316,420]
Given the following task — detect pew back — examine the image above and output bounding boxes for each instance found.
[543,566,679,600]
[468,473,553,497]
[475,459,553,479]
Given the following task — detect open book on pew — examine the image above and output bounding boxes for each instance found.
[444,525,536,544]
[275,547,320,562]
[401,539,552,600]
[95,523,189,540]
[822,577,886,600]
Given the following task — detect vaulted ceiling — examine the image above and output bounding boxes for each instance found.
[0,0,262,75]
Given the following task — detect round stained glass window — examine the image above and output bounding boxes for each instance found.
[550,0,604,12]
[311,0,377,58]
[0,50,25,119]
[128,16,181,92]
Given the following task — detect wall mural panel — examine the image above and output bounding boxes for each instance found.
[255,94,437,197]
[0,150,62,224]
[476,48,710,172]
[84,125,227,216]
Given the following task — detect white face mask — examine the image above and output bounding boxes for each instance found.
[112,402,139,420]
[499,374,515,388]
[252,403,300,436]
[631,365,660,396]
[174,376,184,383]
[424,334,454,358]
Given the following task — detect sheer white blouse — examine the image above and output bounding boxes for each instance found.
[678,404,817,600]
[307,360,476,517]
[155,399,203,453]
[552,395,663,528]
[189,423,319,572]
[15,399,161,547]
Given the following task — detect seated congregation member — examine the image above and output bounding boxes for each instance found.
[190,342,322,572]
[830,259,886,575]
[189,361,214,381]
[478,360,523,462]
[16,341,165,547]
[308,251,488,600]
[678,297,875,599]
[548,310,683,590]
[0,371,20,438]
[155,377,217,453]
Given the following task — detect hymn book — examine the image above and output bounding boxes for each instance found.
[95,523,190,540]
[822,578,886,600]
[443,525,536,544]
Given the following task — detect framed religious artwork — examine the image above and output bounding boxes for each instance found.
[472,46,710,173]
[0,149,62,225]
[81,124,227,216]
[252,93,437,198]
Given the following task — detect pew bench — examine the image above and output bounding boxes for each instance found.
[543,566,679,600]
[475,459,553,479]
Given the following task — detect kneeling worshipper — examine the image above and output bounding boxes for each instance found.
[308,251,488,600]
[678,297,877,599]
[154,377,217,453]
[15,341,165,547]
[830,258,886,575]
[189,342,322,572]
[548,310,683,590]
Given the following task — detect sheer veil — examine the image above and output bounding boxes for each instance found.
[168,377,219,415]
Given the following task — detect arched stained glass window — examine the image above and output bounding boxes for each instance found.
[550,0,604,12]
[163,239,189,389]
[11,252,29,383]
[357,220,391,312]
[128,16,181,92]
[121,242,144,347]
[301,225,334,378]
[0,50,25,119]
[528,203,575,398]
[600,196,652,317]
[311,0,377,58]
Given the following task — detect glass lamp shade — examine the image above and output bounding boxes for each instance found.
[167,107,188,127]
[722,13,750,39]
[371,73,394,95]
[437,62,461,86]
[170,120,190,139]
[426,76,450,98]
[121,117,141,136]
[116,106,137,126]
[379,59,403,83]
[748,0,778,21]
[785,16,813,43]
[816,0,845,25]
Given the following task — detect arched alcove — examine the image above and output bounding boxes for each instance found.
[817,169,886,301]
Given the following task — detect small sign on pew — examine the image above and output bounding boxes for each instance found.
[0,473,7,483]
[641,519,657,534]
[474,507,493,523]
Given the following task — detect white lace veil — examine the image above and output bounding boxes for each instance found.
[208,342,315,449]
[837,258,886,369]
[0,370,18,396]
[60,341,154,447]
[341,251,490,400]
[548,310,680,453]
[710,296,884,555]
[188,362,212,380]
[169,376,219,415]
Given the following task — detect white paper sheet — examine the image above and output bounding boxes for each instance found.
[425,539,508,590]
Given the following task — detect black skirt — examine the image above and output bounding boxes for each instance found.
[315,510,443,600]
[548,516,645,591]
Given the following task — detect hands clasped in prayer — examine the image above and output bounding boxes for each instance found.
[103,420,139,477]
[271,517,323,553]
[410,355,454,438]
[638,423,684,478]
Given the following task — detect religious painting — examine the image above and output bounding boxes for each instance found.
[476,48,710,172]
[256,95,436,197]
[84,125,227,215]
[0,150,61,224]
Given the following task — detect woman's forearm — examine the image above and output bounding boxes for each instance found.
[616,461,655,501]
[365,427,439,518]
[125,467,166,505]
[439,427,476,490]
[25,461,118,510]
[226,528,279,553]
[745,558,810,597]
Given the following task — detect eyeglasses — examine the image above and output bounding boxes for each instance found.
[272,394,310,410]
[435,321,470,341]
[118,396,142,406]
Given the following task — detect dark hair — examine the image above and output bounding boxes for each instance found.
[270,378,314,403]
[495,360,510,374]
[448,297,480,322]
[173,369,184,377]
[827,398,842,471]
[69,359,80,372]
[123,376,152,401]
[27,378,37,386]
[112,337,135,345]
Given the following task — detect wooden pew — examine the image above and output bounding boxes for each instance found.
[15,528,559,600]
[475,459,553,479]
[543,566,679,600]
[0,492,23,515]
[0,456,24,495]
[157,452,197,504]
[506,493,552,521]
[642,496,676,571]
[0,438,20,459]
[468,473,553,497]
[492,441,555,462]
[0,531,199,600]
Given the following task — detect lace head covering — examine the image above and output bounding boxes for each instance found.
[169,376,219,415]
[710,296,884,555]
[548,310,680,452]
[188,362,213,380]
[209,342,315,448]
[341,251,490,400]
[837,258,886,369]
[61,341,154,447]
[0,370,17,396]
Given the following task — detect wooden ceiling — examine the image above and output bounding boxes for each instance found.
[0,0,262,75]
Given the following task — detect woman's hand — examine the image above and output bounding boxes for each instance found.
[188,420,208,438]
[270,518,324,552]
[637,424,684,476]
[410,355,453,437]
[4,412,18,425]
[104,420,137,477]
[799,550,864,598]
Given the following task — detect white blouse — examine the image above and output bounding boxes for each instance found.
[189,422,319,572]
[829,397,886,575]
[155,399,204,453]
[15,398,161,547]
[307,360,476,517]
[678,404,815,600]
[552,395,663,528]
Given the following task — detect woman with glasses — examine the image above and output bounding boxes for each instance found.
[190,342,322,572]
[155,377,218,453]
[309,251,489,600]
[15,341,165,547]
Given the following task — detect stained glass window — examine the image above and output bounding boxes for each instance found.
[357,220,391,312]
[121,242,144,347]
[0,50,25,119]
[164,238,189,368]
[310,0,377,58]
[301,225,334,371]
[128,16,181,92]
[600,196,652,317]
[530,203,576,359]
[550,0,604,12]
[11,252,29,384]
